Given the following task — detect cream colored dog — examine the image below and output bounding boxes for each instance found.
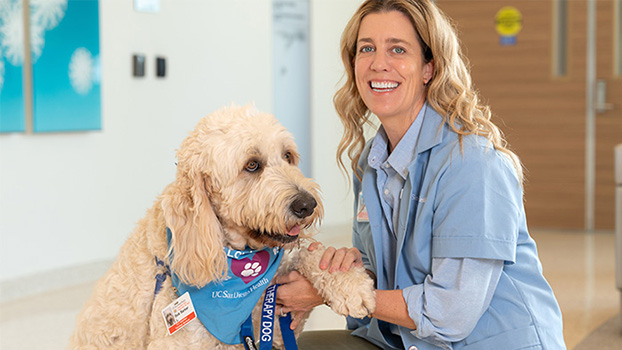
[70,105,375,349]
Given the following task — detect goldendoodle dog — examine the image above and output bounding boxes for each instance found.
[70,105,375,349]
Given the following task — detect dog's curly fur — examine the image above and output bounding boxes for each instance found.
[69,105,375,349]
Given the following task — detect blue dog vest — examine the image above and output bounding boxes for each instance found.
[166,228,284,345]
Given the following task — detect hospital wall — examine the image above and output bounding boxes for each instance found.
[0,0,362,300]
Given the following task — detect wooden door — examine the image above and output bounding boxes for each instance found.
[594,0,622,229]
[437,0,621,230]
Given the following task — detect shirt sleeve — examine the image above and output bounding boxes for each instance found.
[432,140,523,263]
[402,257,503,349]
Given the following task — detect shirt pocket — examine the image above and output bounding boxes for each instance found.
[461,325,541,350]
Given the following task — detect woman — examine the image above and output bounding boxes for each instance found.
[276,1,566,349]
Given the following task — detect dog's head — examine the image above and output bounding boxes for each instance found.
[161,104,323,287]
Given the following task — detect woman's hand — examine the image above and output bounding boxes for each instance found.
[309,242,364,273]
[275,270,324,329]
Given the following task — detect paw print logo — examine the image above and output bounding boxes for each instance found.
[273,247,280,255]
[241,262,262,277]
[231,250,270,283]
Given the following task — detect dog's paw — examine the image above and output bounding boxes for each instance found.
[323,269,375,318]
[295,243,376,319]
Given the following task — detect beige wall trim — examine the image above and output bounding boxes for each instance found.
[21,0,33,134]
[585,0,596,230]
[615,0,622,76]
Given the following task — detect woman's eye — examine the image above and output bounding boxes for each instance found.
[245,160,260,172]
[392,47,405,54]
[359,46,374,53]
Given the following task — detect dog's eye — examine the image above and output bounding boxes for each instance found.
[245,160,260,172]
[284,151,293,164]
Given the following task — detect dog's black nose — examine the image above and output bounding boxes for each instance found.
[290,192,317,219]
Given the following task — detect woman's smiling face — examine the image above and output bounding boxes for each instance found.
[354,10,433,124]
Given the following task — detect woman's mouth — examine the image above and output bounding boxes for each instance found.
[370,80,400,92]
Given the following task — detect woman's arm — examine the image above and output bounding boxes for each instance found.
[373,289,416,329]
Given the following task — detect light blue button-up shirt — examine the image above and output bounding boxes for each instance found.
[368,104,426,293]
[364,104,504,350]
[348,106,565,350]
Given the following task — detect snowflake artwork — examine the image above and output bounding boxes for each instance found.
[0,0,66,67]
[29,0,67,63]
[1,0,101,133]
[31,0,67,30]
[69,47,94,95]
[0,0,25,67]
[30,0,101,132]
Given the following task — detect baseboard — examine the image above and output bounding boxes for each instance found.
[0,259,113,303]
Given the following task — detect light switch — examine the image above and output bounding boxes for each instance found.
[156,57,166,77]
[133,54,145,77]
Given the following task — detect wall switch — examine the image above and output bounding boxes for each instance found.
[133,54,145,77]
[156,57,166,77]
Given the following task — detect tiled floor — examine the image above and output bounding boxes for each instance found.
[531,230,620,348]
[0,228,619,349]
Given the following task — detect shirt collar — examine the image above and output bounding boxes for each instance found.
[368,128,389,170]
[368,103,428,179]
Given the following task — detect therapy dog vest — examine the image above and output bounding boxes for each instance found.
[166,228,284,345]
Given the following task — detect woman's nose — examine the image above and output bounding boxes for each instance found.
[370,53,389,71]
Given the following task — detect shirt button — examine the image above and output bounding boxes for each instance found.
[384,189,389,195]
[408,346,418,350]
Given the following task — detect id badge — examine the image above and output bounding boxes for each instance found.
[356,191,369,222]
[162,292,197,335]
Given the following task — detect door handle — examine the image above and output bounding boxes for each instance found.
[596,79,615,113]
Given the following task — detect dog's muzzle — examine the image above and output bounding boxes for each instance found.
[290,192,317,219]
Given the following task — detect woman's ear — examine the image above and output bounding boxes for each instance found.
[423,59,434,84]
[161,171,227,287]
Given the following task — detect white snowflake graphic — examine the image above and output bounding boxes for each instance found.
[29,21,45,63]
[0,0,25,66]
[30,0,67,30]
[29,0,66,63]
[69,47,93,95]
[0,0,67,65]
[0,0,95,98]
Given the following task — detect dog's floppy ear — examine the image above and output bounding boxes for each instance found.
[161,169,227,288]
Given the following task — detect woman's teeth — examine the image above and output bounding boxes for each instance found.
[370,81,399,91]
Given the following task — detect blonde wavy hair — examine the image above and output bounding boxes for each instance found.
[334,0,523,183]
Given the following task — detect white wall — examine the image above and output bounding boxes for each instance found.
[310,0,362,229]
[0,0,272,284]
[0,0,363,296]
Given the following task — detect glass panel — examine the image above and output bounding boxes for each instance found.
[553,0,568,77]
[615,0,622,75]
